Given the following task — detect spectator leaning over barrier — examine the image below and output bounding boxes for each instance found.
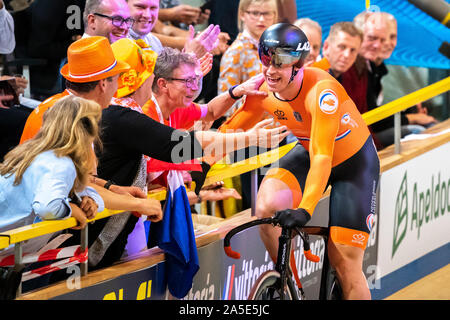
[341,12,437,149]
[293,18,322,67]
[143,46,269,200]
[80,40,288,267]
[218,0,278,116]
[19,36,163,218]
[323,22,362,80]
[0,0,15,54]
[0,95,104,259]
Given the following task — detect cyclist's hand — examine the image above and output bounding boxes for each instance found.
[190,161,211,195]
[273,208,311,229]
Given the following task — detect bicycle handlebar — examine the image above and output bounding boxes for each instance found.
[223,217,320,263]
[223,218,273,259]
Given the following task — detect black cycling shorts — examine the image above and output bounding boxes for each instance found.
[264,136,380,249]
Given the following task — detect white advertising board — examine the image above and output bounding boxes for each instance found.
[377,142,450,278]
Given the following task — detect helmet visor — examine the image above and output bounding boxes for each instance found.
[259,46,302,68]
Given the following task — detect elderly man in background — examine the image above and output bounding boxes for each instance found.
[293,18,323,67]
[341,12,436,149]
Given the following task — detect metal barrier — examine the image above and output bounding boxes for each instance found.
[1,76,448,297]
[362,76,450,154]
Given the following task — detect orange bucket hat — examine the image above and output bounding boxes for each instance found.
[60,36,130,83]
[111,38,158,98]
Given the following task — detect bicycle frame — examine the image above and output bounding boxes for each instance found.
[274,227,293,300]
[224,218,325,300]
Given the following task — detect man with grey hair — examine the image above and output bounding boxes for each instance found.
[293,18,322,66]
[149,46,268,131]
[340,11,436,149]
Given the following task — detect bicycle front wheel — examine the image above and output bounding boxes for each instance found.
[327,274,343,300]
[248,270,299,300]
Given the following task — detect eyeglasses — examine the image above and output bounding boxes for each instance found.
[167,77,200,89]
[245,10,275,19]
[259,46,303,68]
[94,13,135,28]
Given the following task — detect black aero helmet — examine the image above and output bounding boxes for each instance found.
[258,23,310,68]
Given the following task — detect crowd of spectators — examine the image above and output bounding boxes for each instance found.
[0,0,442,297]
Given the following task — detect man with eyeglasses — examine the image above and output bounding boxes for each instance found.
[144,46,268,136]
[84,0,134,43]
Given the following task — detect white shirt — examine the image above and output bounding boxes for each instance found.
[0,5,15,54]
[128,29,163,54]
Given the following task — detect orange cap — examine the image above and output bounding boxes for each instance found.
[60,36,130,83]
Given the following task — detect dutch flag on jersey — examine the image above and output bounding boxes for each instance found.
[150,171,199,298]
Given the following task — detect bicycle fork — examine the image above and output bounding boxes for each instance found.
[275,228,293,300]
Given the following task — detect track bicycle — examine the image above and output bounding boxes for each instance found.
[223,217,343,300]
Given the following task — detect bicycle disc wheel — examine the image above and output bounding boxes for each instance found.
[248,270,298,300]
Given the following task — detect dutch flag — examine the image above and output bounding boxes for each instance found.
[150,171,199,299]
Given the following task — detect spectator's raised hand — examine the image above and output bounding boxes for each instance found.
[171,4,201,25]
[197,8,210,25]
[248,118,290,148]
[184,24,221,58]
[12,76,28,96]
[211,32,230,55]
[0,94,14,109]
[230,74,268,98]
[198,52,213,76]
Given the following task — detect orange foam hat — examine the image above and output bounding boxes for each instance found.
[60,36,130,83]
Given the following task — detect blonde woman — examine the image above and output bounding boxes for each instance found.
[218,0,278,116]
[0,95,104,248]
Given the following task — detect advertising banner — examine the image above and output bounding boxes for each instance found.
[377,143,450,279]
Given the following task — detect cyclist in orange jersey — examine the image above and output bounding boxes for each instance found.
[220,23,380,300]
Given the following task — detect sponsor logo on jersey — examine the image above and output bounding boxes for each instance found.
[366,213,375,231]
[293,111,303,122]
[341,113,350,125]
[319,89,338,114]
[352,233,366,245]
[274,109,287,120]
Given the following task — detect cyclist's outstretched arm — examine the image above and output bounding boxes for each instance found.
[219,95,266,133]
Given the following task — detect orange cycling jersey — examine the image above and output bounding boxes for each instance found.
[220,67,370,214]
[20,90,70,144]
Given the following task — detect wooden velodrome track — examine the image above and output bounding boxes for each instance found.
[385,264,450,300]
[18,119,450,300]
